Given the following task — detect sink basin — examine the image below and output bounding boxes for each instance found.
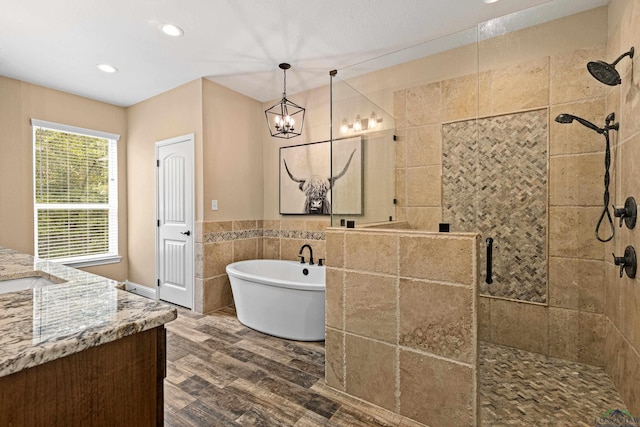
[0,276,57,294]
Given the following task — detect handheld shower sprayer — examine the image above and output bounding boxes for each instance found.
[554,113,618,134]
[554,114,604,133]
[554,112,619,242]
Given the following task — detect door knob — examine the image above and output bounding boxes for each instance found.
[180,230,191,236]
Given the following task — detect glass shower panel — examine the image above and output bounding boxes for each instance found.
[330,77,395,227]
[471,1,612,306]
[465,2,601,304]
[331,27,479,230]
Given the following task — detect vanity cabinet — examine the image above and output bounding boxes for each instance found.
[0,326,167,427]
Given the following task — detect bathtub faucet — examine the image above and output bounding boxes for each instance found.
[299,244,314,265]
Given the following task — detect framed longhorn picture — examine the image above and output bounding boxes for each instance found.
[279,136,362,215]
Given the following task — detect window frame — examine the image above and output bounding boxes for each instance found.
[31,119,121,267]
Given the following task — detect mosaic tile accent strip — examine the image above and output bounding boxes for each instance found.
[442,120,478,231]
[443,110,548,303]
[204,229,263,243]
[280,230,326,240]
[204,229,325,243]
[262,229,280,238]
[479,342,628,426]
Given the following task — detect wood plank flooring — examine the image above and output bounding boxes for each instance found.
[164,306,628,426]
[164,307,424,427]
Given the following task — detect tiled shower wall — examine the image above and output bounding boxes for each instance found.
[193,218,328,313]
[325,228,479,427]
[394,43,609,367]
[604,0,640,415]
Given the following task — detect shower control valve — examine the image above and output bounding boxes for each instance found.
[613,197,637,229]
[612,246,637,279]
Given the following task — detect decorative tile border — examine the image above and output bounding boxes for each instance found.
[275,230,326,240]
[204,229,263,243]
[204,228,325,243]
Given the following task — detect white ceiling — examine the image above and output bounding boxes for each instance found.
[0,0,608,107]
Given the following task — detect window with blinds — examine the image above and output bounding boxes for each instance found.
[32,119,120,266]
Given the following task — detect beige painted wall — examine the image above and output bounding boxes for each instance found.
[126,79,203,287]
[202,79,264,222]
[0,76,128,280]
[127,78,265,288]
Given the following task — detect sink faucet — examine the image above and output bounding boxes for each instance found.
[299,244,314,265]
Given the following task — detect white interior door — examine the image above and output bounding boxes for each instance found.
[156,134,194,309]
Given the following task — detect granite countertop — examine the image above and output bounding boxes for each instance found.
[0,246,177,378]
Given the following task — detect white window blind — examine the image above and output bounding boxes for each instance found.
[32,119,120,266]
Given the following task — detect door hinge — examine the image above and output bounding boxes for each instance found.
[157,279,160,287]
[157,219,160,227]
[156,159,160,167]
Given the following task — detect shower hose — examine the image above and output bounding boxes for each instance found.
[595,132,614,242]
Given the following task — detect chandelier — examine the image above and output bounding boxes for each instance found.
[265,63,305,139]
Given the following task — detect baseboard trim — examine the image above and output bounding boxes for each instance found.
[124,280,157,300]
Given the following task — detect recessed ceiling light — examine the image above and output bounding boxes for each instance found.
[161,24,184,37]
[97,64,118,73]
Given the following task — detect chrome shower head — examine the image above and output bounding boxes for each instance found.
[587,47,634,86]
[554,113,604,134]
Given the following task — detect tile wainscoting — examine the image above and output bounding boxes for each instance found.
[194,219,329,313]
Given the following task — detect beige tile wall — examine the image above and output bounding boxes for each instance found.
[325,228,479,427]
[394,42,611,368]
[478,40,609,363]
[603,0,640,415]
[194,218,329,313]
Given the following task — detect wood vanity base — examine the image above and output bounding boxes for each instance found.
[0,326,166,427]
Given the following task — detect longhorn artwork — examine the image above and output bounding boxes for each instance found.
[279,137,362,215]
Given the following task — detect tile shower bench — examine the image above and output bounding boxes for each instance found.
[0,246,177,426]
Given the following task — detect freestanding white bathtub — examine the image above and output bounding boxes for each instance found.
[226,259,326,341]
